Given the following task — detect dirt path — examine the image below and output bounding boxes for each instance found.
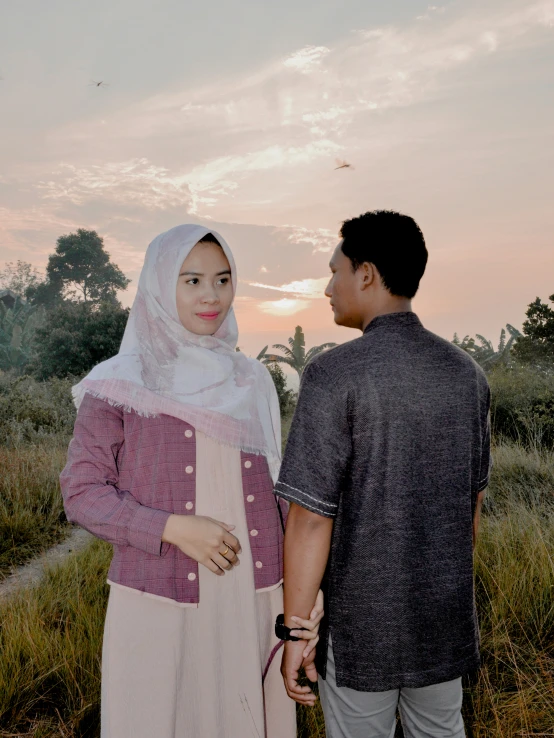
[0,527,93,601]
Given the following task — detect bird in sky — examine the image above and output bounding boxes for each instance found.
[335,159,353,170]
[89,80,109,88]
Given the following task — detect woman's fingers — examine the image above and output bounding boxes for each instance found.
[223,536,242,556]
[212,553,234,571]
[291,610,324,633]
[302,635,319,659]
[204,558,225,576]
[222,547,239,566]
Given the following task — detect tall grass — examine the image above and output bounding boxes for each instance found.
[0,440,552,737]
[0,443,69,578]
[470,504,554,737]
[0,539,110,737]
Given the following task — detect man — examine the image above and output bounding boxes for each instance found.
[274,211,491,738]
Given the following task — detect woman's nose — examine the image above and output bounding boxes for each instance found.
[200,290,219,304]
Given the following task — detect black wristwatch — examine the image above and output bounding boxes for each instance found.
[275,613,306,642]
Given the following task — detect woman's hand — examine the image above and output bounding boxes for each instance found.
[290,589,324,660]
[162,514,242,575]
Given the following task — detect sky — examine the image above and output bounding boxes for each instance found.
[1,0,553,374]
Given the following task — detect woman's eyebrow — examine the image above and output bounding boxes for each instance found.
[179,270,232,276]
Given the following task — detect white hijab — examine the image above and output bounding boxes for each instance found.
[73,224,282,481]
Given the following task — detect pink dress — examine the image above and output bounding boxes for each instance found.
[101,431,296,738]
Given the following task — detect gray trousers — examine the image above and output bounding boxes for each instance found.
[319,638,466,738]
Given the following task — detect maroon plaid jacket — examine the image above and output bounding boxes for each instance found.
[60,393,287,603]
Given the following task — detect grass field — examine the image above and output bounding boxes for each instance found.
[0,442,70,579]
[0,440,553,737]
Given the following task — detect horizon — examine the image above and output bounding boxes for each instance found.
[1,0,553,364]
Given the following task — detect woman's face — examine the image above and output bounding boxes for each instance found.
[176,241,234,335]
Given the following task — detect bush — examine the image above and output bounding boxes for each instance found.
[0,373,76,446]
[489,364,554,448]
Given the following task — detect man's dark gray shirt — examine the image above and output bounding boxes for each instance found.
[275,312,491,692]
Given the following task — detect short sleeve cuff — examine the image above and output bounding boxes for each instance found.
[127,506,172,557]
[274,480,338,518]
[475,455,493,493]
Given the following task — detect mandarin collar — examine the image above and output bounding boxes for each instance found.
[363,311,422,335]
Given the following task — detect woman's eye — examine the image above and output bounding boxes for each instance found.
[186,278,199,285]
[218,278,230,285]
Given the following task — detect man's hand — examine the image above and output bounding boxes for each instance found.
[281,641,317,707]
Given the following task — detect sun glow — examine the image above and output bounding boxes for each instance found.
[258,299,311,316]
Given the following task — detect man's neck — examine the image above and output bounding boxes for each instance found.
[361,298,413,332]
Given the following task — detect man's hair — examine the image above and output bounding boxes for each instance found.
[198,232,222,247]
[340,210,428,299]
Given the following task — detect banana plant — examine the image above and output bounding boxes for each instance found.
[0,299,45,372]
[262,326,337,377]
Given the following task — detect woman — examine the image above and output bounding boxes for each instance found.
[60,225,322,738]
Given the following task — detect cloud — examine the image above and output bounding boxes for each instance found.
[481,31,499,52]
[38,159,191,210]
[9,0,554,232]
[282,226,338,253]
[258,298,311,316]
[249,277,329,299]
[417,5,446,21]
[283,46,331,74]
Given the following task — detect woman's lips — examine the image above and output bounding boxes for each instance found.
[197,312,220,321]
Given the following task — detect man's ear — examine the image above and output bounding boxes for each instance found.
[359,262,376,291]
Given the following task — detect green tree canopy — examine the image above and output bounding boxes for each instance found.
[262,326,337,377]
[31,302,129,379]
[28,229,130,306]
[512,295,554,368]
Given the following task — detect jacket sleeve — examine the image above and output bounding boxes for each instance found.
[60,393,171,557]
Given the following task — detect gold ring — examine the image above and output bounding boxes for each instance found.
[221,546,230,557]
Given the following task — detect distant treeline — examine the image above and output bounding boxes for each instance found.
[0,228,553,447]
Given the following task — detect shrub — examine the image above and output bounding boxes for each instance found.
[0,373,76,446]
[489,364,554,448]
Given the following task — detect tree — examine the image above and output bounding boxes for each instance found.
[32,229,130,306]
[31,302,129,379]
[0,260,43,299]
[453,325,522,371]
[0,299,45,373]
[262,326,337,377]
[265,362,296,417]
[512,295,554,367]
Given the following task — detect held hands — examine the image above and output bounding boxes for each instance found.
[162,514,242,576]
[290,588,324,660]
[281,590,325,706]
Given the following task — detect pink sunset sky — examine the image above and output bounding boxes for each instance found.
[1,0,553,374]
